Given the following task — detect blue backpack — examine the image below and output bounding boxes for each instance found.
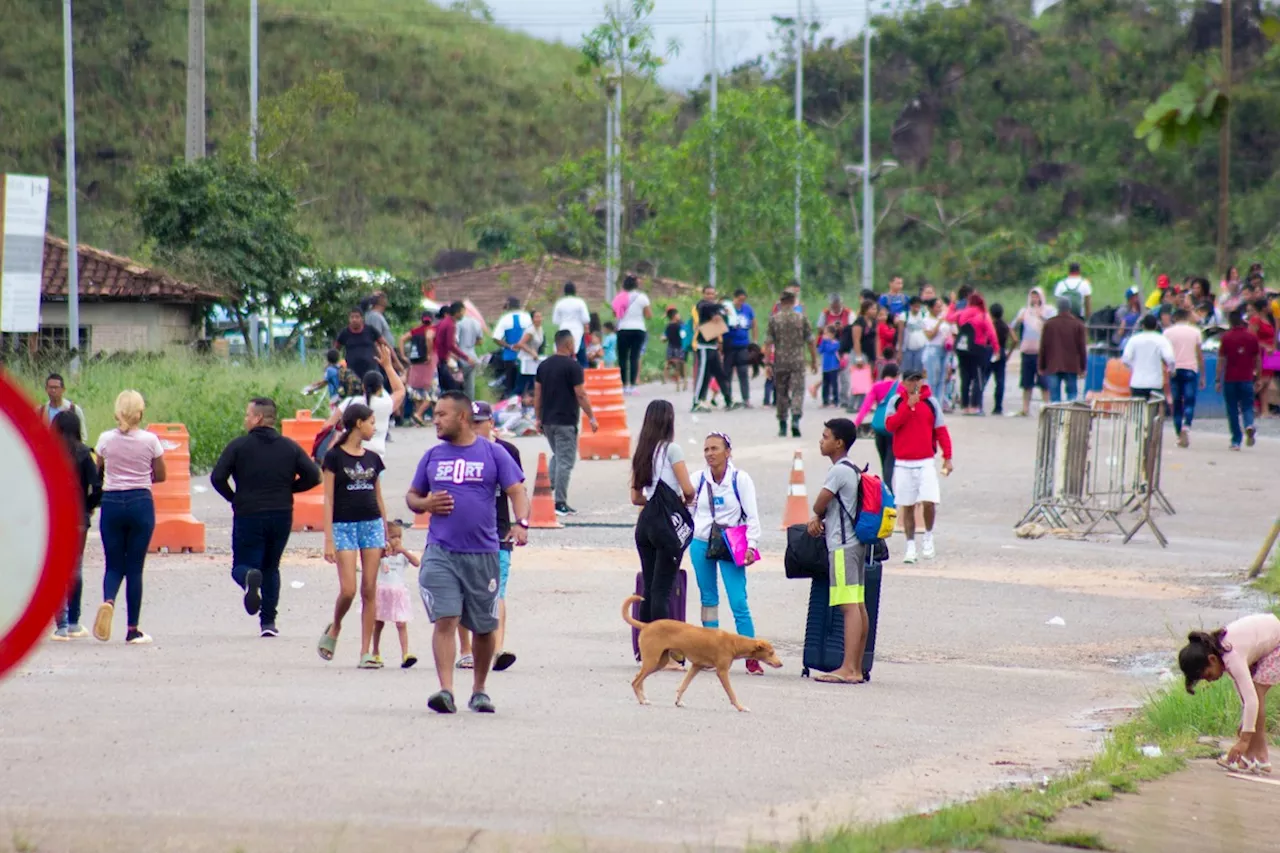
[502,313,524,362]
[871,381,900,435]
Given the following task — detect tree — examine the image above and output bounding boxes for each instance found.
[634,87,847,292]
[134,157,312,351]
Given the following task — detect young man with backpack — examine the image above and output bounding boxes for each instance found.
[491,297,532,398]
[883,369,954,564]
[1054,262,1093,320]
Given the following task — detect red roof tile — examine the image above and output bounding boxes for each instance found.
[425,255,694,320]
[42,235,220,303]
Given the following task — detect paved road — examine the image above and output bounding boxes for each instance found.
[2,374,1275,853]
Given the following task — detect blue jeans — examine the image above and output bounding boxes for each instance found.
[901,347,926,377]
[688,538,754,638]
[1223,380,1256,447]
[1170,369,1199,434]
[231,511,293,625]
[100,490,155,627]
[57,524,89,628]
[1048,372,1078,403]
[923,347,945,396]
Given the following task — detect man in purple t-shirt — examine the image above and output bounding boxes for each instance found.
[407,391,529,715]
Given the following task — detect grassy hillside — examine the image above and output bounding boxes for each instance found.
[1,0,601,272]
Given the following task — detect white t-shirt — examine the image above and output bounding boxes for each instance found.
[923,315,950,349]
[519,327,544,375]
[491,311,532,343]
[553,296,591,351]
[379,553,409,588]
[904,309,929,351]
[339,392,396,458]
[642,441,685,500]
[1121,331,1175,390]
[617,291,651,331]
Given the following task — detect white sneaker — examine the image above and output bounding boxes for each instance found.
[902,541,918,564]
[921,536,936,560]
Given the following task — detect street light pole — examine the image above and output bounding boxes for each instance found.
[63,0,80,372]
[605,90,615,302]
[861,9,873,293]
[709,0,717,289]
[185,0,205,162]
[793,0,803,286]
[250,0,258,162]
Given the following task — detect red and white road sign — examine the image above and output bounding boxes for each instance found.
[0,373,81,678]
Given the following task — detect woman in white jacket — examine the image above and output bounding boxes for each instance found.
[689,431,765,674]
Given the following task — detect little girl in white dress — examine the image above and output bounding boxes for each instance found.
[373,521,420,668]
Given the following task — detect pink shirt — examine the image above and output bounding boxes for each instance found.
[1162,324,1202,372]
[954,306,998,349]
[1222,613,1280,732]
[854,379,899,426]
[96,428,165,492]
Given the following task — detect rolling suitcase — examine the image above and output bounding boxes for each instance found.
[631,568,687,659]
[801,555,883,680]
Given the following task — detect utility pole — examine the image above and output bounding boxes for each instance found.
[605,91,615,303]
[250,0,259,162]
[62,0,80,372]
[1217,0,1232,272]
[611,59,622,302]
[185,0,205,162]
[793,0,803,286]
[709,0,718,289]
[861,10,873,293]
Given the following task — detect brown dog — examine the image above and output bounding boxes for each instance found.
[622,595,783,712]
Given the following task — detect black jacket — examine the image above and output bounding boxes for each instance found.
[211,427,322,516]
[73,443,103,523]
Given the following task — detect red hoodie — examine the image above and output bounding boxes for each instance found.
[883,384,953,462]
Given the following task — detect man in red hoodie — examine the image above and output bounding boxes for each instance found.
[883,369,954,564]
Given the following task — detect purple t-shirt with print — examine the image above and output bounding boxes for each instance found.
[410,438,525,553]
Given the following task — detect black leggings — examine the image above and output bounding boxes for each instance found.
[694,348,733,404]
[874,431,895,488]
[958,346,989,410]
[617,329,646,387]
[636,530,681,623]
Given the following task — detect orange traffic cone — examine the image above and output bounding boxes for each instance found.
[529,452,563,529]
[780,450,810,529]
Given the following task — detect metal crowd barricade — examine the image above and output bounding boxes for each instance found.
[1017,396,1172,547]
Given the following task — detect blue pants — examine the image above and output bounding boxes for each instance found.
[1170,368,1198,434]
[1223,380,1256,447]
[231,511,293,625]
[688,538,754,638]
[99,490,155,627]
[1048,372,1078,403]
[923,347,945,397]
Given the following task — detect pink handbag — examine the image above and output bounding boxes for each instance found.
[849,364,874,395]
[1262,350,1280,372]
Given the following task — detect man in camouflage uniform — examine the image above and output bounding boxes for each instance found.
[767,289,818,437]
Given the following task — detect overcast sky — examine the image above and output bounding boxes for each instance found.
[480,1,871,90]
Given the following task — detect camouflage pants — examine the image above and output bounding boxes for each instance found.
[773,368,804,422]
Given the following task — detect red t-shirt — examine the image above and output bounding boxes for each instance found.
[877,321,897,353]
[1219,328,1260,383]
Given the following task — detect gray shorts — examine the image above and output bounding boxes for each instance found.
[418,545,501,635]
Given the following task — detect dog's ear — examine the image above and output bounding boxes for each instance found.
[751,640,773,658]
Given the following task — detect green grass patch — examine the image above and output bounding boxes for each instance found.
[9,351,320,472]
[774,673,1266,853]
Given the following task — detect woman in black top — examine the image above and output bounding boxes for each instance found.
[318,403,388,668]
[51,410,103,640]
[846,298,880,367]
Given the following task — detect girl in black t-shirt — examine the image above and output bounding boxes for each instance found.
[319,403,388,669]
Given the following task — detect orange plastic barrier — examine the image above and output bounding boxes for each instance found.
[579,367,632,460]
[1102,358,1132,398]
[529,452,563,529]
[147,423,206,553]
[780,450,809,529]
[281,410,326,532]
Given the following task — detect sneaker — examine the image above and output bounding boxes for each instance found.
[260,623,279,638]
[791,423,802,438]
[66,624,89,639]
[427,689,457,714]
[125,629,153,645]
[921,536,936,560]
[554,503,568,516]
[746,659,764,676]
[51,626,71,641]
[778,421,788,438]
[903,542,918,565]
[1230,444,1241,452]
[468,692,496,714]
[243,569,263,616]
[1177,431,1189,448]
[561,504,578,515]
[691,403,711,413]
[1246,426,1256,447]
[92,602,114,642]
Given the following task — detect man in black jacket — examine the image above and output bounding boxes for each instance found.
[211,397,322,636]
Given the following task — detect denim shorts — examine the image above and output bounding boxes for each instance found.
[498,549,511,599]
[332,519,386,552]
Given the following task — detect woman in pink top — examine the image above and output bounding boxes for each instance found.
[853,363,901,485]
[93,390,167,645]
[1179,612,1280,773]
[953,293,998,415]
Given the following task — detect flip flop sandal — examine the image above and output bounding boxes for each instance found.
[493,651,517,672]
[358,654,382,669]
[428,689,457,714]
[456,654,475,670]
[814,673,866,685]
[317,625,337,661]
[402,654,418,669]
[1247,759,1273,774]
[1217,756,1250,772]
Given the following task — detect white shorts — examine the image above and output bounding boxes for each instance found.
[893,460,941,506]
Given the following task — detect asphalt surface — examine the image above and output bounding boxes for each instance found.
[2,372,1276,853]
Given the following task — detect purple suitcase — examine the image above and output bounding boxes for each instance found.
[631,569,687,659]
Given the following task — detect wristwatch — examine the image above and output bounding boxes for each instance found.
[516,519,530,529]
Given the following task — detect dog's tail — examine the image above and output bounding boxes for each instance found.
[621,595,646,630]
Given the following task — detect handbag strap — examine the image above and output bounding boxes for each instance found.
[698,469,748,526]
[833,459,862,544]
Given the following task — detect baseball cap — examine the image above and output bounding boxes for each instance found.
[1157,274,1171,289]
[902,368,925,380]
[471,401,494,422]
[1125,286,1140,299]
